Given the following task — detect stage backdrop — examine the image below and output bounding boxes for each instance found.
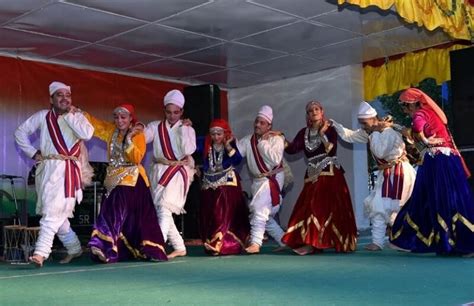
[0,56,227,215]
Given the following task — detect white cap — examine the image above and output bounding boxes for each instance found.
[49,81,71,96]
[257,105,273,124]
[357,101,377,119]
[164,89,185,108]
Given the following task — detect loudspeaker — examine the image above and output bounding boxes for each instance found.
[460,150,474,191]
[89,161,108,185]
[70,183,105,237]
[183,84,221,137]
[450,47,474,147]
[179,179,202,240]
[181,84,220,240]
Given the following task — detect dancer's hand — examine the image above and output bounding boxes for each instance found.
[262,130,283,140]
[225,135,235,150]
[67,105,81,114]
[319,120,330,136]
[32,151,43,163]
[129,123,144,138]
[425,134,444,146]
[182,118,193,127]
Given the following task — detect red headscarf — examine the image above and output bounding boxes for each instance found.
[203,119,232,158]
[113,103,137,125]
[399,88,448,125]
[305,100,326,127]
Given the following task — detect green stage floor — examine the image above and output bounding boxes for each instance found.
[1,238,473,306]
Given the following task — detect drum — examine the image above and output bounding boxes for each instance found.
[23,226,40,261]
[3,225,26,263]
[3,225,40,263]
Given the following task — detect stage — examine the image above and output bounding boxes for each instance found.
[1,237,473,306]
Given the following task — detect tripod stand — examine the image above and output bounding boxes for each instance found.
[0,175,27,226]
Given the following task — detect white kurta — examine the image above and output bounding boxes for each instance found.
[145,119,196,251]
[237,134,286,246]
[15,109,94,258]
[145,120,196,214]
[332,121,416,248]
[15,110,94,216]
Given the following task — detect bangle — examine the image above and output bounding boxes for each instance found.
[227,148,236,157]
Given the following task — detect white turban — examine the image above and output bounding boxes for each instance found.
[257,105,273,124]
[164,89,185,108]
[49,81,71,96]
[357,101,377,119]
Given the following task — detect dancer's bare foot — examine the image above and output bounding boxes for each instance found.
[167,249,186,259]
[388,243,410,252]
[29,254,45,267]
[272,245,290,252]
[364,243,382,251]
[90,247,108,263]
[59,250,83,264]
[293,245,314,256]
[245,243,260,254]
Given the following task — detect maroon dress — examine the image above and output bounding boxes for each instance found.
[281,126,357,252]
[199,142,250,255]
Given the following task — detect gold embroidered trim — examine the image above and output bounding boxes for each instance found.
[204,230,246,254]
[285,213,356,252]
[395,212,474,247]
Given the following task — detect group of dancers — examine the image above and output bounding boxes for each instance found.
[14,81,474,267]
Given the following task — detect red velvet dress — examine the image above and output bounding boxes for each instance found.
[281,126,357,252]
[199,142,250,255]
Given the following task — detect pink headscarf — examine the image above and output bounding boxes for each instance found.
[399,88,448,125]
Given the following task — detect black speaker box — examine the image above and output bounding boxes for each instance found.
[450,46,474,147]
[183,84,221,137]
[181,84,221,239]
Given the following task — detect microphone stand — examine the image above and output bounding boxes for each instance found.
[8,178,21,226]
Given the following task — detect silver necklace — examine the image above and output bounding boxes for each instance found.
[208,144,224,173]
[304,127,322,152]
[109,129,129,167]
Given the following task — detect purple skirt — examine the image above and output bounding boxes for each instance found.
[200,178,250,255]
[88,176,168,263]
[390,153,474,255]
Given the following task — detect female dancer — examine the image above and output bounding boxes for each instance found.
[390,88,474,256]
[86,104,168,263]
[282,101,357,255]
[199,119,250,255]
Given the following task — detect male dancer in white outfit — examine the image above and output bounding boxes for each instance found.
[15,81,94,266]
[330,101,416,251]
[145,89,196,259]
[237,105,286,254]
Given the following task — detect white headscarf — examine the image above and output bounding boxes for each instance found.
[357,101,377,119]
[164,89,185,108]
[49,81,71,96]
[257,105,273,124]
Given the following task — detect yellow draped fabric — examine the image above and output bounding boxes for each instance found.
[363,43,469,100]
[338,0,474,41]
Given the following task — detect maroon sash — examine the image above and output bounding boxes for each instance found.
[374,156,404,200]
[157,121,188,192]
[250,135,282,206]
[46,110,81,198]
